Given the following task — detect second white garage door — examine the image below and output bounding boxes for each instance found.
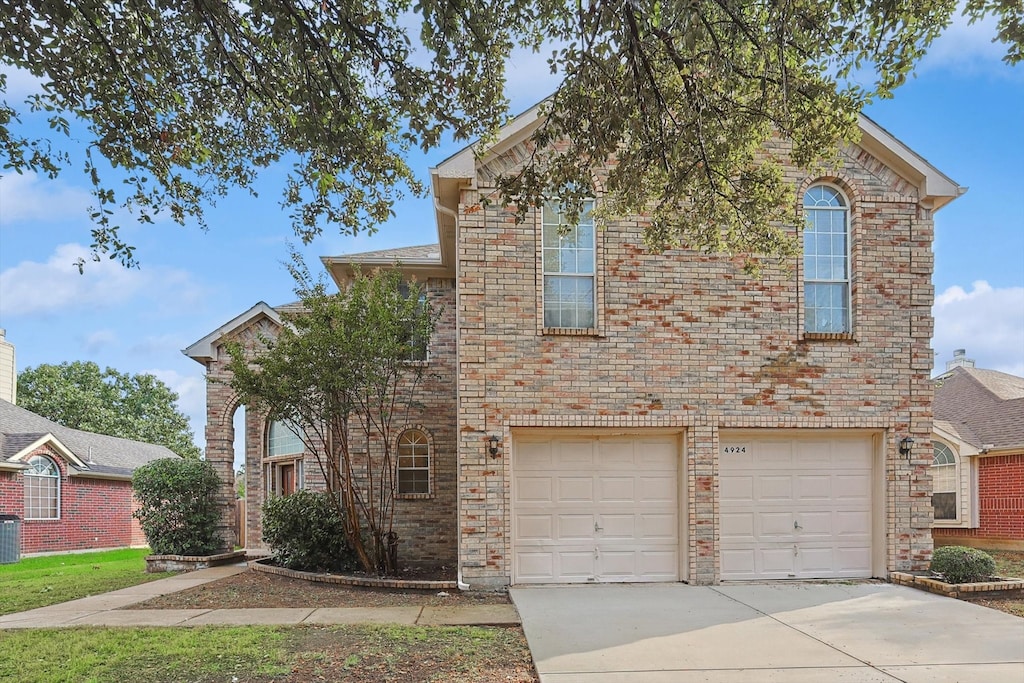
[512,433,680,584]
[719,433,875,580]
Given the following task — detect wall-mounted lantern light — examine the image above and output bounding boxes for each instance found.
[899,436,915,457]
[488,435,501,458]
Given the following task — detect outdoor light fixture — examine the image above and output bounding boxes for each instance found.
[899,436,915,456]
[488,435,501,458]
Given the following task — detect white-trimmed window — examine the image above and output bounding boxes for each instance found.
[803,185,850,333]
[265,420,304,497]
[397,429,430,495]
[25,455,60,520]
[932,442,958,521]
[543,200,596,329]
[398,283,429,362]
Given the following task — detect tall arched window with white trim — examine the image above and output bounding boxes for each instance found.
[803,185,850,333]
[932,442,958,521]
[25,455,60,519]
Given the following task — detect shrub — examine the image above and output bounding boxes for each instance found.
[930,545,997,584]
[132,458,223,556]
[262,490,358,572]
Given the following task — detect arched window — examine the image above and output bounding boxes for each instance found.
[803,185,850,333]
[932,442,957,521]
[25,455,60,520]
[265,420,304,496]
[397,429,430,495]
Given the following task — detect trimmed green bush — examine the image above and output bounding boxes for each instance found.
[132,458,223,555]
[262,490,358,572]
[930,545,997,584]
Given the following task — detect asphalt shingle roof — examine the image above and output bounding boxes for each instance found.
[933,367,1024,450]
[326,244,442,262]
[0,399,179,474]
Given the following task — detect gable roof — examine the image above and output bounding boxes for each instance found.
[933,367,1024,451]
[321,244,449,285]
[183,301,283,365]
[0,399,179,479]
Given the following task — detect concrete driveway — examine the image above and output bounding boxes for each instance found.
[510,583,1024,682]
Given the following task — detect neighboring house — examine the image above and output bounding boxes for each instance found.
[187,103,964,586]
[0,399,179,555]
[931,350,1024,551]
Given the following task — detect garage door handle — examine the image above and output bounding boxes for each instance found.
[594,521,604,532]
[794,521,802,530]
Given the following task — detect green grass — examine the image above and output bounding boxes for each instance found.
[0,626,289,683]
[0,548,174,615]
[0,625,536,682]
[989,549,1024,578]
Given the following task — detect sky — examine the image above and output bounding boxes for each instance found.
[1,10,1022,467]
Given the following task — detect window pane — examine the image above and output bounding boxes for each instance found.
[268,421,304,457]
[543,248,560,272]
[932,492,957,520]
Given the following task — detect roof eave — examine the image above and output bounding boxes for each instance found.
[182,302,283,365]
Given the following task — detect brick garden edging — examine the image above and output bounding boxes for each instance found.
[146,550,248,573]
[891,571,1024,600]
[250,557,459,590]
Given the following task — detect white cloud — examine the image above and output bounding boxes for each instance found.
[81,329,118,354]
[0,243,205,318]
[0,172,93,224]
[919,2,1015,76]
[933,281,1024,376]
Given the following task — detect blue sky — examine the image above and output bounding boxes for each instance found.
[1,11,1022,464]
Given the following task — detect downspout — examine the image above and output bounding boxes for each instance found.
[435,194,471,591]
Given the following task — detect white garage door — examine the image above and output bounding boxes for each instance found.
[719,434,874,580]
[512,433,680,584]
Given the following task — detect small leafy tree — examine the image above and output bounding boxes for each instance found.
[226,256,438,575]
[132,457,222,556]
[262,490,358,572]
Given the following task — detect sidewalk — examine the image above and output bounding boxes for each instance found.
[0,564,520,629]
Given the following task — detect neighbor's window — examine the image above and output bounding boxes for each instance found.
[265,420,304,497]
[25,455,60,520]
[803,185,850,333]
[543,200,596,329]
[932,442,957,521]
[397,429,430,495]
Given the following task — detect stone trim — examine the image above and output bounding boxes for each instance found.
[250,557,458,590]
[145,550,247,573]
[891,571,1024,600]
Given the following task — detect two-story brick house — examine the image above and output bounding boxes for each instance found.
[187,102,963,586]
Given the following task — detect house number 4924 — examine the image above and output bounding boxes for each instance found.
[722,446,747,454]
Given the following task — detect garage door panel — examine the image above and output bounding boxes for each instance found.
[516,515,553,540]
[640,513,677,540]
[558,514,596,540]
[598,477,635,502]
[720,434,874,580]
[513,433,680,584]
[720,475,754,501]
[557,477,594,502]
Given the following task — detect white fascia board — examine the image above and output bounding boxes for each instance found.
[182,302,282,364]
[8,433,89,469]
[858,115,965,211]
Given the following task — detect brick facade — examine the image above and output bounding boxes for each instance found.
[202,280,458,568]
[0,443,143,555]
[454,136,937,587]
[934,453,1024,549]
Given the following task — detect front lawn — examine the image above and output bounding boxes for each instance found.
[0,548,174,615]
[968,549,1024,619]
[0,625,537,682]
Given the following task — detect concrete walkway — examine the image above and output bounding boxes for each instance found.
[511,583,1024,683]
[0,564,519,629]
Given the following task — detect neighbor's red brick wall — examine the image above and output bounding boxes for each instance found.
[935,453,1024,548]
[0,443,138,554]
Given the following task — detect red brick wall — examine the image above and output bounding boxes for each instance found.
[0,444,138,554]
[935,453,1024,546]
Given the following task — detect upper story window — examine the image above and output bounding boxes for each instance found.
[543,200,596,330]
[398,283,429,362]
[266,420,304,496]
[25,455,60,520]
[397,429,430,495]
[803,185,850,334]
[931,442,958,521]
